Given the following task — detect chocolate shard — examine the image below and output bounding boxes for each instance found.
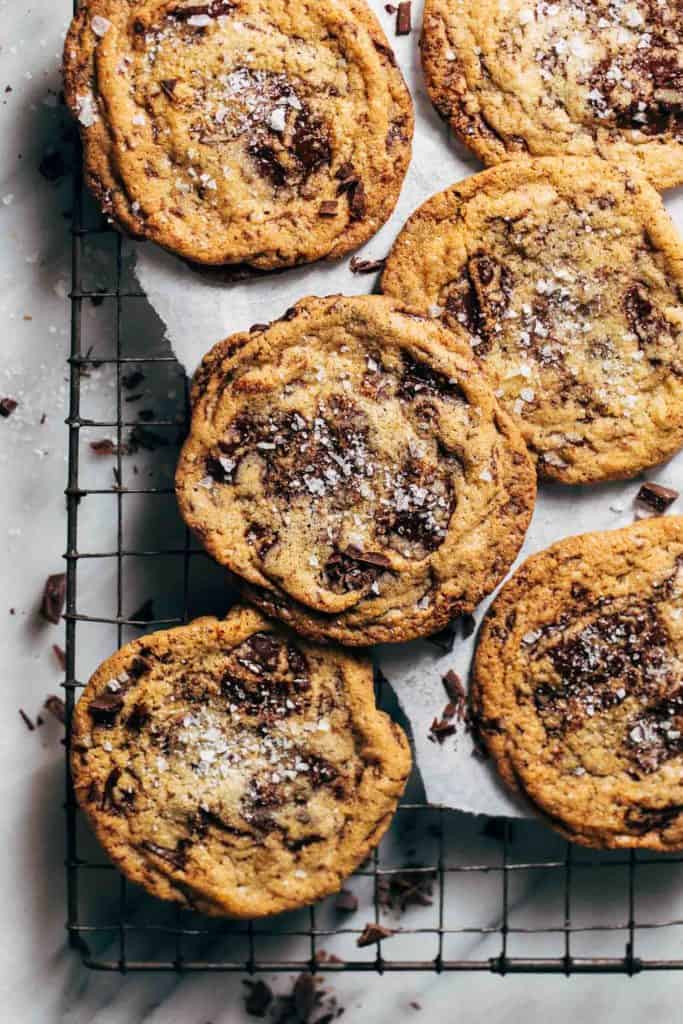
[319,200,338,218]
[350,256,386,274]
[44,694,66,723]
[160,78,178,99]
[0,397,18,418]
[357,922,395,947]
[19,709,35,731]
[344,545,391,568]
[636,482,679,513]
[243,979,274,1018]
[442,668,465,706]
[396,1,411,35]
[292,973,317,1020]
[40,572,66,625]
[428,715,457,744]
[335,888,359,912]
[88,693,124,726]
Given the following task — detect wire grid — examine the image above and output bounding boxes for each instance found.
[63,154,683,980]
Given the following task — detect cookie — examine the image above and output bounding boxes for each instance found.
[63,0,413,269]
[421,0,683,189]
[473,517,683,851]
[70,605,411,918]
[175,295,536,646]
[382,157,683,484]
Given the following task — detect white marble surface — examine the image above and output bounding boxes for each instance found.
[2,1,683,1020]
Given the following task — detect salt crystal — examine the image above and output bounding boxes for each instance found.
[91,15,112,37]
[187,14,212,26]
[269,107,286,132]
[76,92,99,127]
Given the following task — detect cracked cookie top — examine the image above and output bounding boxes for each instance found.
[422,0,683,188]
[473,517,683,851]
[63,0,413,268]
[175,295,536,646]
[71,605,411,918]
[382,158,683,484]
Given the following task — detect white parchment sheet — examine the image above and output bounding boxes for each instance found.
[135,0,683,816]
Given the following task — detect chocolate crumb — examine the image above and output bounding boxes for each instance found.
[357,922,395,947]
[396,1,411,35]
[19,709,35,731]
[0,397,18,418]
[243,979,274,1018]
[52,644,66,671]
[90,439,118,456]
[636,482,679,514]
[385,3,397,11]
[428,715,457,744]
[44,694,66,723]
[40,572,66,625]
[350,256,386,275]
[319,200,338,218]
[335,888,358,912]
[442,669,465,707]
[410,1002,421,1011]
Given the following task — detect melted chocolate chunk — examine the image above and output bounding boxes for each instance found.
[398,354,465,401]
[325,550,382,594]
[125,701,150,732]
[248,141,287,187]
[89,693,124,726]
[141,839,188,870]
[290,110,331,173]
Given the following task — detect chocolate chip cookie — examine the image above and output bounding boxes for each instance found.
[473,517,683,850]
[71,605,411,917]
[175,295,536,646]
[421,0,683,189]
[63,0,413,268]
[382,157,683,484]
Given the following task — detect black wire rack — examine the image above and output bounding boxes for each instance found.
[63,143,683,979]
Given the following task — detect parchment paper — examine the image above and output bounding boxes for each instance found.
[134,0,683,816]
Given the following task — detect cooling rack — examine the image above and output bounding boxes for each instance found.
[64,148,683,976]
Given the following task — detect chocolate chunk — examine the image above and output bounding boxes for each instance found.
[243,979,274,1018]
[293,974,317,1020]
[170,1,235,20]
[38,150,66,182]
[428,716,457,744]
[125,701,150,732]
[0,397,18,418]
[88,693,124,726]
[357,922,395,947]
[335,161,355,181]
[335,888,359,912]
[52,644,66,671]
[350,256,386,274]
[442,669,465,706]
[44,694,65,723]
[319,200,338,218]
[40,572,66,625]
[19,709,35,731]
[636,482,679,513]
[396,1,411,34]
[347,180,366,221]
